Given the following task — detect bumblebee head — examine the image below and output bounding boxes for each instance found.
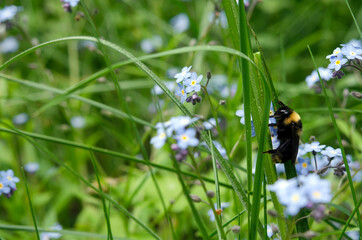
[272,101,293,120]
[272,100,301,125]
[273,106,293,120]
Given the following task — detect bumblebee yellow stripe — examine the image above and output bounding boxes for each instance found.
[283,111,301,125]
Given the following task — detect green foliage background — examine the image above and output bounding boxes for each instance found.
[0,0,361,239]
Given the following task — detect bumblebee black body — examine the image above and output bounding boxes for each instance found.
[263,101,302,164]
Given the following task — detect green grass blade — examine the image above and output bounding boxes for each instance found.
[251,52,287,239]
[338,198,362,240]
[21,168,40,240]
[89,151,114,240]
[237,2,254,237]
[0,127,234,189]
[345,0,362,39]
[250,53,271,240]
[209,131,223,239]
[0,73,154,128]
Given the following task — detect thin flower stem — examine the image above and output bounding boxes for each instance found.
[343,64,362,72]
[188,152,226,240]
[313,154,318,172]
[202,86,230,158]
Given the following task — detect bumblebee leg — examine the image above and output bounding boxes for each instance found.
[268,123,277,127]
[263,149,277,154]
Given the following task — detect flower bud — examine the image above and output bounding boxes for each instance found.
[190,194,201,203]
[206,190,215,198]
[351,91,362,99]
[207,71,212,80]
[231,225,241,234]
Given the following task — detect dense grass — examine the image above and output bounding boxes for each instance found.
[0,0,361,239]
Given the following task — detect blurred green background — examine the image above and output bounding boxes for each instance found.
[0,0,361,239]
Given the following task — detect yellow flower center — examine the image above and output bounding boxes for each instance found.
[291,194,300,202]
[181,89,185,95]
[336,60,341,65]
[181,135,188,141]
[191,80,196,86]
[302,163,308,168]
[331,150,336,154]
[0,183,3,189]
[350,51,355,55]
[313,191,321,199]
[335,50,340,54]
[160,132,166,139]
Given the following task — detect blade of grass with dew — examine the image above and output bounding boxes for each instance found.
[21,168,40,240]
[250,53,272,240]
[71,35,265,237]
[238,1,254,236]
[0,73,154,129]
[248,23,279,114]
[252,52,287,239]
[308,45,361,233]
[0,127,234,189]
[1,122,161,240]
[209,131,223,239]
[89,151,114,240]
[0,35,266,236]
[223,0,254,234]
[14,43,255,118]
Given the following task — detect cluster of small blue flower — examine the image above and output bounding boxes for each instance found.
[268,174,331,216]
[305,39,362,88]
[0,169,19,198]
[150,115,229,163]
[296,141,360,180]
[150,116,199,161]
[174,66,203,105]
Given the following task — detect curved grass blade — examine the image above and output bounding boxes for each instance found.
[0,127,233,189]
[0,73,154,129]
[0,35,267,237]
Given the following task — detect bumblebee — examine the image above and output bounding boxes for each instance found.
[263,101,302,164]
